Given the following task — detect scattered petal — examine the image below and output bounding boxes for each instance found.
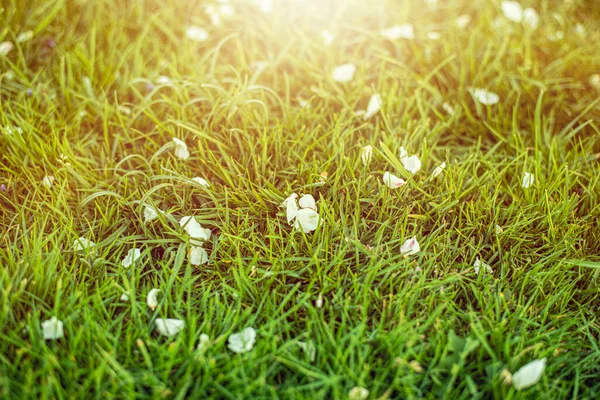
[321,30,335,46]
[120,292,130,301]
[0,41,14,56]
[172,138,190,160]
[427,31,441,40]
[589,74,600,90]
[380,24,414,40]
[297,340,317,362]
[512,358,546,390]
[361,145,373,166]
[431,162,447,178]
[122,248,141,268]
[383,172,406,189]
[399,147,421,174]
[456,15,472,29]
[298,194,316,210]
[189,246,209,265]
[73,237,95,253]
[144,205,160,223]
[282,193,299,224]
[179,216,211,246]
[147,288,160,310]
[522,8,539,30]
[155,318,185,337]
[469,88,500,106]
[192,177,210,187]
[42,175,55,189]
[16,31,34,43]
[185,26,209,42]
[197,333,210,353]
[501,1,523,23]
[316,294,323,308]
[41,317,64,340]
[522,172,534,189]
[348,386,369,400]
[293,208,320,233]
[442,102,455,115]
[228,327,257,353]
[495,224,504,234]
[331,63,356,83]
[474,257,493,275]
[363,93,382,119]
[400,236,420,256]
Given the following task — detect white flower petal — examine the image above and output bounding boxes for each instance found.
[122,248,141,268]
[348,386,369,400]
[41,317,64,340]
[321,30,335,46]
[590,74,600,90]
[469,88,500,106]
[382,172,406,189]
[442,102,455,115]
[147,288,160,310]
[179,216,211,246]
[293,208,320,233]
[331,63,356,83]
[189,246,209,265]
[473,257,493,275]
[298,194,316,210]
[185,26,209,42]
[228,327,256,353]
[282,193,299,224]
[0,41,14,56]
[522,8,539,30]
[297,340,316,362]
[172,138,190,160]
[361,145,373,166]
[197,333,211,353]
[400,236,420,256]
[120,292,130,301]
[399,147,421,174]
[380,24,414,40]
[512,358,546,390]
[192,177,210,187]
[16,31,34,43]
[155,318,185,337]
[73,237,95,253]
[316,294,323,308]
[456,15,472,28]
[522,172,534,189]
[143,205,160,222]
[431,162,446,178]
[501,1,523,22]
[363,94,382,120]
[42,175,55,189]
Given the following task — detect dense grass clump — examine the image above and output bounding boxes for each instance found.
[1,0,600,398]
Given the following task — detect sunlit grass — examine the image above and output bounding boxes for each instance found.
[1,0,600,398]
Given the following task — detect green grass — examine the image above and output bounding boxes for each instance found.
[1,0,600,398]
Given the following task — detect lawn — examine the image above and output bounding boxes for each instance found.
[1,0,600,398]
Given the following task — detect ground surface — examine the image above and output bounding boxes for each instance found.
[1,0,600,398]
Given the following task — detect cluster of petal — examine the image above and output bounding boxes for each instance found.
[282,193,320,233]
[228,327,257,353]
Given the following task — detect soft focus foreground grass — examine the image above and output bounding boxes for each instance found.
[1,0,600,398]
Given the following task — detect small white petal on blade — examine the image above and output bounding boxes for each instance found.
[501,1,523,22]
[0,41,14,56]
[400,236,420,256]
[122,248,141,268]
[522,172,534,189]
[431,162,447,178]
[189,246,209,265]
[197,333,210,353]
[41,317,64,340]
[297,340,317,362]
[455,15,472,28]
[16,31,34,43]
[42,175,55,189]
[293,208,320,233]
[298,194,316,210]
[321,30,335,46]
[179,216,211,246]
[155,318,185,337]
[185,26,209,42]
[192,177,210,187]
[331,63,356,83]
[382,172,406,189]
[361,145,373,166]
[282,193,299,224]
[473,257,493,275]
[348,386,369,400]
[522,8,539,30]
[469,88,500,106]
[147,288,160,310]
[442,102,455,115]
[399,147,421,174]
[363,94,382,120]
[73,237,95,253]
[143,205,160,222]
[380,24,414,40]
[120,292,130,301]
[228,327,257,353]
[495,224,504,234]
[512,358,546,390]
[172,138,190,160]
[316,294,323,308]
